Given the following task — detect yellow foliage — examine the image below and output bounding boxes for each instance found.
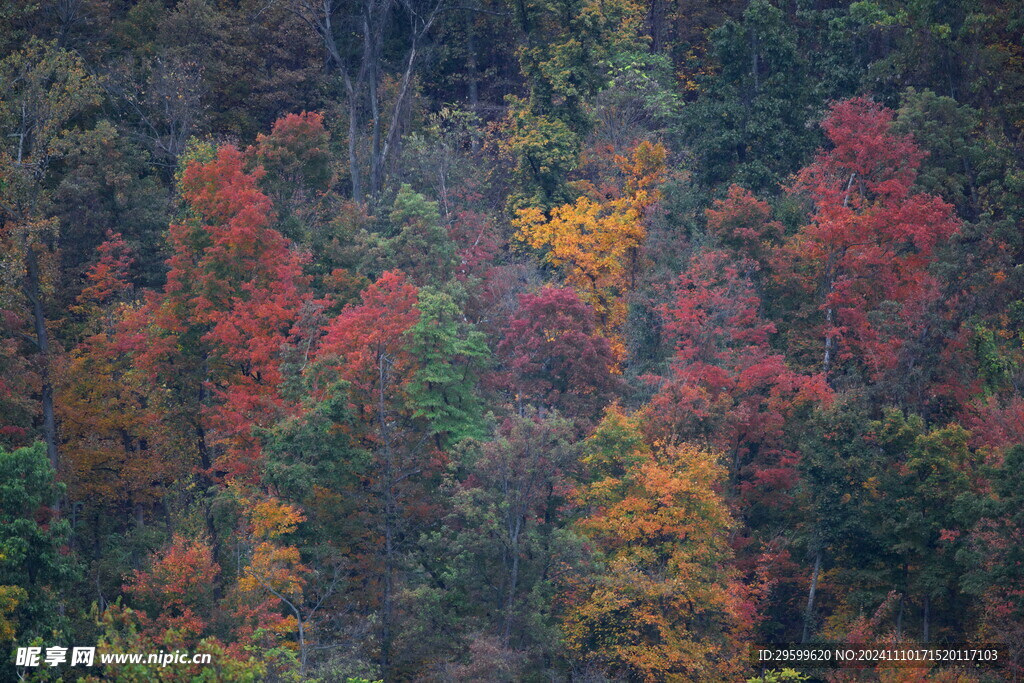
[249,497,305,541]
[238,495,309,604]
[0,583,26,642]
[238,541,307,599]
[514,141,666,359]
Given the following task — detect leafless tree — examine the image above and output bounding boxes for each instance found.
[291,0,444,202]
[100,53,206,170]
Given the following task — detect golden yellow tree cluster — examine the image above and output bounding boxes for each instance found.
[514,141,667,359]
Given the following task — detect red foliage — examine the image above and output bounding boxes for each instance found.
[251,111,333,196]
[961,396,1024,451]
[132,145,311,482]
[448,209,501,284]
[76,231,133,307]
[705,185,782,265]
[496,286,619,423]
[125,534,220,643]
[650,249,828,508]
[775,97,959,380]
[171,146,309,383]
[317,270,420,397]
[0,309,38,449]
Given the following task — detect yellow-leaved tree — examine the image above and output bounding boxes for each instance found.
[514,141,666,359]
[235,494,312,669]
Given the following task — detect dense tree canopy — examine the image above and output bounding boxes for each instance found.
[3,1,1024,680]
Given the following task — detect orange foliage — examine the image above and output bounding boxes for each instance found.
[561,407,750,681]
[125,534,220,643]
[60,232,188,505]
[234,494,308,641]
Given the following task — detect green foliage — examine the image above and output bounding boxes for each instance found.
[514,0,644,133]
[52,119,170,288]
[595,49,682,147]
[893,88,983,218]
[408,412,582,669]
[261,377,373,572]
[499,99,581,214]
[686,0,820,192]
[796,398,881,616]
[971,324,1017,392]
[0,443,77,642]
[958,445,1024,599]
[383,185,458,286]
[81,603,267,682]
[5,0,1024,678]
[875,411,976,612]
[799,402,980,640]
[407,286,490,445]
[174,137,218,191]
[263,379,370,506]
[0,38,102,168]
[0,2,38,55]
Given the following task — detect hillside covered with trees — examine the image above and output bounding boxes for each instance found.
[3,0,1024,680]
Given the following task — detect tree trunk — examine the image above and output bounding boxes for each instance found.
[345,72,363,202]
[822,173,859,376]
[366,10,383,198]
[300,0,436,201]
[381,483,395,679]
[378,351,396,679]
[194,358,223,597]
[802,550,822,643]
[466,10,479,115]
[297,609,307,674]
[375,40,421,198]
[751,29,759,94]
[24,246,60,475]
[303,0,365,201]
[646,0,664,53]
[503,515,522,645]
[923,594,930,643]
[823,315,834,372]
[896,593,904,639]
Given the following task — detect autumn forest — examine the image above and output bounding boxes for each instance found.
[2,0,1024,681]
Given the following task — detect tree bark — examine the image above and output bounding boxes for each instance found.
[466,9,479,117]
[923,594,930,643]
[194,354,223,597]
[378,350,396,679]
[896,593,904,639]
[503,513,522,645]
[802,550,822,643]
[297,0,438,202]
[24,245,59,473]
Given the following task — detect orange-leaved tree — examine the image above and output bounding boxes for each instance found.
[560,407,750,681]
[233,493,312,669]
[59,232,186,513]
[124,534,221,645]
[315,270,433,676]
